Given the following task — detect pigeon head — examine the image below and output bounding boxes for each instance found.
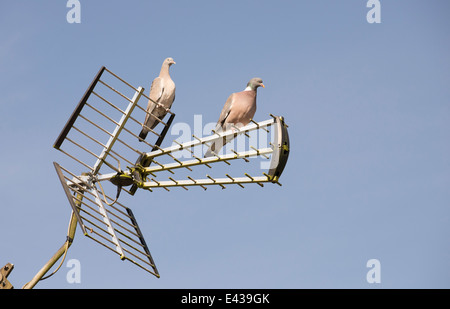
[164,57,176,66]
[246,77,265,91]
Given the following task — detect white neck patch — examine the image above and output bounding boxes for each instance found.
[244,86,252,91]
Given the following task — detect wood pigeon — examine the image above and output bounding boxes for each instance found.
[205,77,265,157]
[139,57,176,141]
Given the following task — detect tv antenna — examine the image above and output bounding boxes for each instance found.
[1,66,289,289]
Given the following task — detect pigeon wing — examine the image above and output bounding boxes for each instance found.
[214,93,234,132]
[204,93,235,157]
[143,77,164,130]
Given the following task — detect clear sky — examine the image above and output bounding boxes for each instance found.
[1,0,449,289]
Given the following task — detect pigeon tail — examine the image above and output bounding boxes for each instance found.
[138,129,148,142]
[204,136,227,158]
[204,147,216,158]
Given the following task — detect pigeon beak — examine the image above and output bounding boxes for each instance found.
[261,83,265,88]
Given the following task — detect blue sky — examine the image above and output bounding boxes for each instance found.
[1,1,449,289]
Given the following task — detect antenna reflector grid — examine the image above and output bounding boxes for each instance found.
[53,162,160,277]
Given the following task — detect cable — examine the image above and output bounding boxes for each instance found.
[97,179,121,206]
[39,240,69,281]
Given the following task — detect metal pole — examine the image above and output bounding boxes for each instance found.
[23,192,83,289]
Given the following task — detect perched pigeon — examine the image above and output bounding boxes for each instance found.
[205,77,265,157]
[139,57,176,141]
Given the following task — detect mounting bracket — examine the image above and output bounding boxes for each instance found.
[0,263,14,289]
